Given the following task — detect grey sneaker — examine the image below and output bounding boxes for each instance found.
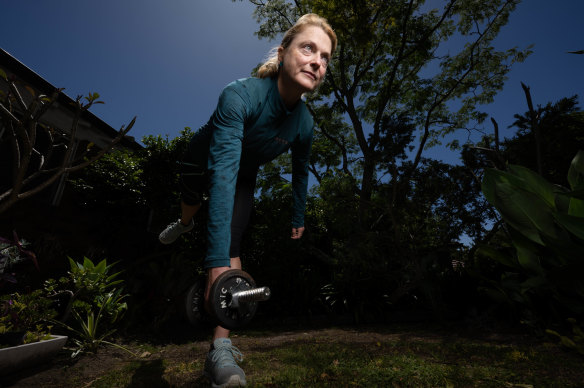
[204,338,246,387]
[158,218,194,244]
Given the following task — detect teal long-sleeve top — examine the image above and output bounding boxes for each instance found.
[188,76,314,268]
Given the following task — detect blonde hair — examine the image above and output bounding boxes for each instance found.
[257,13,337,79]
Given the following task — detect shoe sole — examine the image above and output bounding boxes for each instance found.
[158,225,194,244]
[204,372,246,387]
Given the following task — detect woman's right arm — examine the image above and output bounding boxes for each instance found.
[204,86,249,269]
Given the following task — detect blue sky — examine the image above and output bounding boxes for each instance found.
[1,0,582,164]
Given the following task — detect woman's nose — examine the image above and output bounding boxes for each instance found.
[310,56,322,69]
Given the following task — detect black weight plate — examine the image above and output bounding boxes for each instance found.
[185,278,210,327]
[209,269,258,330]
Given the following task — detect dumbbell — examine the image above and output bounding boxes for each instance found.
[185,269,270,330]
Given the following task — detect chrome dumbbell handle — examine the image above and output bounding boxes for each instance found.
[230,286,271,308]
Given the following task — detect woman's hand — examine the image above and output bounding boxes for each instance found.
[291,226,305,239]
[204,258,242,315]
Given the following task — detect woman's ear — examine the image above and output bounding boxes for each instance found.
[277,46,284,63]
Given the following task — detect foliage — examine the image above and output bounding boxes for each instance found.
[68,150,146,210]
[56,288,135,358]
[479,151,584,328]
[44,256,125,318]
[242,0,529,319]
[0,231,39,288]
[139,127,194,210]
[45,256,130,357]
[122,249,201,331]
[69,127,194,213]
[250,0,530,212]
[0,68,136,214]
[64,128,210,330]
[0,289,56,347]
[546,318,584,356]
[506,95,584,186]
[65,128,196,263]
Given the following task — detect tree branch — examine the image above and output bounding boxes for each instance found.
[520,82,543,175]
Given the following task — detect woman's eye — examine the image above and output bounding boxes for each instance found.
[302,45,313,54]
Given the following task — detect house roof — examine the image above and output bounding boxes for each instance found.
[0,47,142,151]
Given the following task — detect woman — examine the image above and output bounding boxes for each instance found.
[159,13,336,387]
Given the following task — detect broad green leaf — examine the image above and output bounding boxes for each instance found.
[494,181,558,245]
[520,275,547,293]
[508,164,556,207]
[567,151,584,191]
[475,245,518,268]
[83,256,94,269]
[554,186,571,213]
[516,246,543,275]
[569,197,584,217]
[554,212,584,241]
[539,232,582,264]
[508,227,544,275]
[481,168,498,205]
[482,168,526,205]
[563,189,584,200]
[94,259,107,274]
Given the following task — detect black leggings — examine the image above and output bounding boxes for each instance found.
[229,170,257,258]
[179,160,257,259]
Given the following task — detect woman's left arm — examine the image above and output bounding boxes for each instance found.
[290,127,313,239]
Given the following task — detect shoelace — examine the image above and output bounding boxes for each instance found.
[171,219,192,230]
[211,344,244,367]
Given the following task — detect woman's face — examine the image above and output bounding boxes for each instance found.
[278,25,332,97]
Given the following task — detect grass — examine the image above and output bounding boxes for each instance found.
[7,325,583,387]
[241,340,580,387]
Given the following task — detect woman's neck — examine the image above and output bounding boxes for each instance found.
[277,76,302,110]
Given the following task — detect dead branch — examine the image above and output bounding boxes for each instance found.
[520,82,543,175]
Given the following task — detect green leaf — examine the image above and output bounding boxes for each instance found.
[554,212,584,241]
[516,246,543,275]
[563,189,584,200]
[508,164,556,207]
[567,151,584,191]
[555,186,571,213]
[94,259,107,275]
[83,256,95,270]
[493,181,556,245]
[475,245,518,268]
[482,168,526,205]
[520,275,547,293]
[508,227,544,275]
[0,68,7,81]
[568,197,584,217]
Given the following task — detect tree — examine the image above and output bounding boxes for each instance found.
[241,0,529,318]
[0,70,136,214]
[506,94,584,186]
[247,0,529,223]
